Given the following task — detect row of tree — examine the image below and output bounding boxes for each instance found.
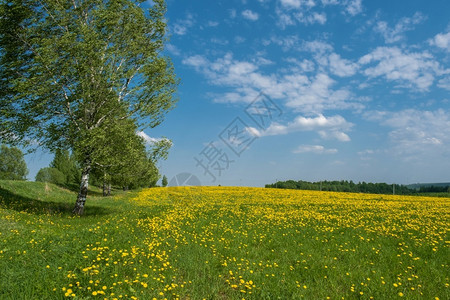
[0,143,167,194]
[36,149,80,186]
[414,185,450,193]
[0,0,177,214]
[265,180,415,195]
[36,145,167,195]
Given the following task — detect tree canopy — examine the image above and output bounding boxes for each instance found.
[162,175,168,187]
[0,0,177,214]
[0,144,28,180]
[35,167,66,185]
[50,149,80,185]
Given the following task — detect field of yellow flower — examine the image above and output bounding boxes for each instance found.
[0,182,449,299]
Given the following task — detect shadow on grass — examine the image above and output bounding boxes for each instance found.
[63,183,105,197]
[0,187,113,216]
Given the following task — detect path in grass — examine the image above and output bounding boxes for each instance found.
[1,183,449,299]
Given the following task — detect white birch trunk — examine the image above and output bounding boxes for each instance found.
[72,160,91,215]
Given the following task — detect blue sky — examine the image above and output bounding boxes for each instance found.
[26,0,450,187]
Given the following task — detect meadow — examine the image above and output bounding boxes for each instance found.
[0,181,448,299]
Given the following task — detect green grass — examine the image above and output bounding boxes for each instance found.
[0,182,448,299]
[0,180,134,299]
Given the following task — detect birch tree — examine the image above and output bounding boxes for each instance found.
[88,116,157,194]
[0,0,177,214]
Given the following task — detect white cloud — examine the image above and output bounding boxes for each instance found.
[212,90,260,104]
[277,0,361,29]
[280,0,300,9]
[207,21,219,27]
[182,55,209,70]
[282,73,357,112]
[328,53,359,77]
[372,109,450,158]
[312,12,327,24]
[246,127,262,138]
[429,31,450,51]
[183,53,273,99]
[321,0,339,4]
[437,76,450,90]
[280,0,314,9]
[234,36,246,43]
[211,38,229,45]
[228,61,258,75]
[137,131,170,145]
[295,12,327,25]
[183,53,363,113]
[296,0,363,15]
[270,35,300,51]
[374,12,426,44]
[165,44,180,56]
[359,47,442,91]
[344,0,362,16]
[242,9,259,21]
[247,114,353,141]
[172,13,195,35]
[173,24,188,35]
[302,40,333,53]
[318,130,351,142]
[253,56,274,66]
[293,145,338,154]
[277,10,327,27]
[301,40,358,77]
[275,1,334,28]
[276,12,295,28]
[285,58,316,72]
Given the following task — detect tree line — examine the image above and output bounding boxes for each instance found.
[264,180,450,195]
[0,144,168,194]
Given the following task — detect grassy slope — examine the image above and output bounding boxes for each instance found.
[0,181,137,299]
[0,181,449,300]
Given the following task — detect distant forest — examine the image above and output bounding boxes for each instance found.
[265,180,450,195]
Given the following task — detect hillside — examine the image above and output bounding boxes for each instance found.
[1,181,449,299]
[0,180,122,216]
